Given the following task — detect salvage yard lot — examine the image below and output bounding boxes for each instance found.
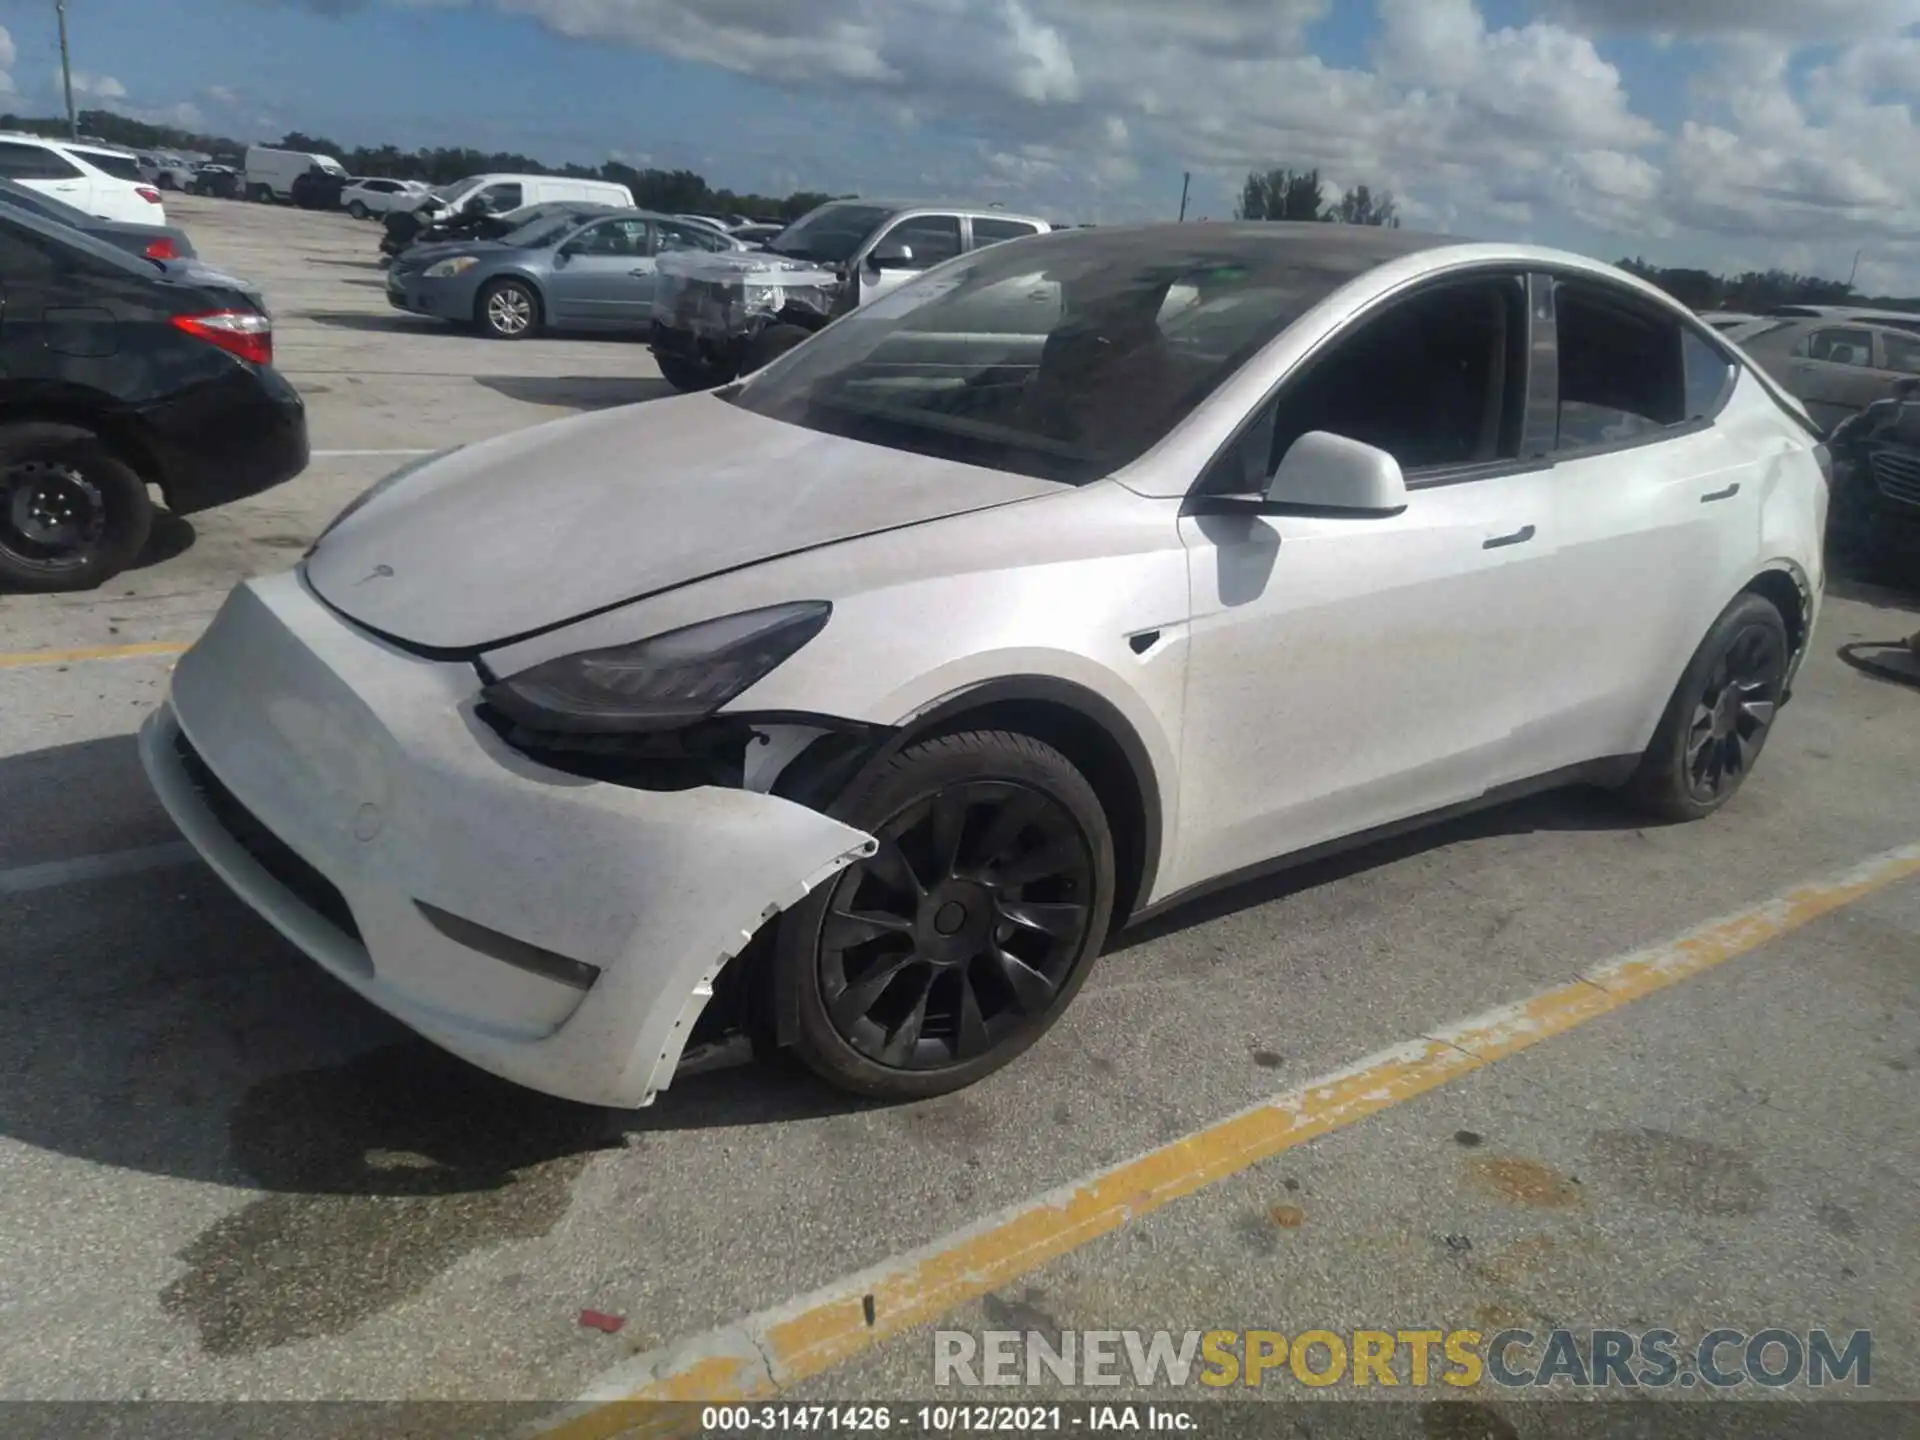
[1,195,1918,1420]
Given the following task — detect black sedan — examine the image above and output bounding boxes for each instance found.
[0,177,196,261]
[0,206,308,592]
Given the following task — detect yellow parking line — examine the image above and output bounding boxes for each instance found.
[540,841,1920,1439]
[0,641,188,671]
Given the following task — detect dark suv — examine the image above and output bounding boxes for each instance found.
[0,206,308,591]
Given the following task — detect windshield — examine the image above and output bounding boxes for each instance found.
[731,226,1411,484]
[501,212,589,249]
[768,203,892,263]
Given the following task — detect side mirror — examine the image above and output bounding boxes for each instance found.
[868,240,914,271]
[1262,432,1408,515]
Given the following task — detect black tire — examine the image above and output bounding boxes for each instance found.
[347,200,369,220]
[772,730,1116,1100]
[0,423,154,593]
[248,184,272,204]
[742,322,811,373]
[1626,592,1791,821]
[477,278,541,339]
[655,352,728,392]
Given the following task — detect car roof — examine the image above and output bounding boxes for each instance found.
[813,198,1053,222]
[0,200,163,278]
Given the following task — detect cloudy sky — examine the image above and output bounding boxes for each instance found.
[2,0,1917,290]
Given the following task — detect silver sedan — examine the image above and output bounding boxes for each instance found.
[385,208,743,339]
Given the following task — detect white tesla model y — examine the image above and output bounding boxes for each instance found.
[142,223,1828,1107]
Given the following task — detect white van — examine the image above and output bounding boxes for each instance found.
[244,145,347,203]
[409,173,634,224]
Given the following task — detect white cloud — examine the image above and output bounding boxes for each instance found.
[63,70,130,101]
[264,0,1920,287]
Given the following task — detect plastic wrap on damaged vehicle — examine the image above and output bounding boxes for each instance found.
[652,249,842,339]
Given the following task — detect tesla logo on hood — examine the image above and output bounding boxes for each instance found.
[355,563,395,585]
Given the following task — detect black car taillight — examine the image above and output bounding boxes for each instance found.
[172,310,272,366]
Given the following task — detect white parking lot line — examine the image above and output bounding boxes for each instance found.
[0,842,198,896]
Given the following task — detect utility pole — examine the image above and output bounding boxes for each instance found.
[1847,248,1862,290]
[1177,171,1191,223]
[55,0,78,139]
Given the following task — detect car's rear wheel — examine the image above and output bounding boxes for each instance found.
[1627,592,1790,821]
[742,323,811,373]
[0,424,153,593]
[347,199,369,220]
[477,279,541,339]
[773,730,1115,1100]
[655,352,729,392]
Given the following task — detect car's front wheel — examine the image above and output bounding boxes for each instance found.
[655,352,730,392]
[0,423,154,593]
[774,730,1116,1100]
[477,279,541,339]
[347,199,369,220]
[742,323,811,373]
[1627,592,1791,821]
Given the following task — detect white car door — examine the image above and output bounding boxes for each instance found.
[1518,278,1766,777]
[1171,272,1566,892]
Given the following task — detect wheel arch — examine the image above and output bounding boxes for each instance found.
[1739,560,1815,696]
[806,675,1166,928]
[0,397,164,495]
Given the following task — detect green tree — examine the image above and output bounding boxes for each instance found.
[1236,166,1326,221]
[1328,184,1400,227]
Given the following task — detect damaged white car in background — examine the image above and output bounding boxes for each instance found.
[143,222,1827,1108]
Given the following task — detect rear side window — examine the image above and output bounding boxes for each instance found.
[1553,282,1686,450]
[0,141,81,181]
[972,217,1041,246]
[654,220,730,254]
[1883,331,1920,376]
[1682,330,1736,419]
[75,150,141,181]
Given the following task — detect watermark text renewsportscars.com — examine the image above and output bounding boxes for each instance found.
[933,1327,1872,1391]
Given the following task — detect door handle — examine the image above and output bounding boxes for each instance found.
[1482,524,1536,550]
[628,268,654,278]
[1700,483,1741,504]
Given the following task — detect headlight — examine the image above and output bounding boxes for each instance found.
[740,284,783,316]
[311,447,460,547]
[481,601,832,734]
[424,256,480,279]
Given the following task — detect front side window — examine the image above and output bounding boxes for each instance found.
[655,220,730,254]
[1797,327,1874,366]
[730,227,1414,484]
[569,218,649,256]
[873,215,963,270]
[478,182,524,212]
[1554,282,1687,450]
[1208,275,1527,489]
[0,142,81,181]
[972,217,1042,247]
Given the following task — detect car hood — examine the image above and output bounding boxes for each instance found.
[397,238,512,270]
[302,393,1062,652]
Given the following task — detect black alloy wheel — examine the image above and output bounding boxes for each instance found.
[0,424,153,593]
[1628,592,1790,820]
[776,731,1116,1099]
[1682,622,1785,802]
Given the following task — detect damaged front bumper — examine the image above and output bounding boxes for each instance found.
[140,572,876,1108]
